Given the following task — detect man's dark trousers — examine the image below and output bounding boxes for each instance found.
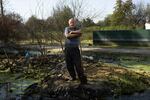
[65,47,87,83]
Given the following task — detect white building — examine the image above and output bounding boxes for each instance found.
[145,17,150,30]
[145,22,150,30]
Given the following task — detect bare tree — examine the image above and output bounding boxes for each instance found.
[67,0,99,20]
[51,5,74,51]
[145,4,150,18]
[131,2,150,28]
[69,0,84,18]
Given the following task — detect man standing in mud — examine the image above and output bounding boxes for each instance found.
[64,18,87,84]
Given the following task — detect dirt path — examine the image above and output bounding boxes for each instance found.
[21,44,150,55]
[82,47,150,55]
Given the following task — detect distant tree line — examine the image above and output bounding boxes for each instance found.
[97,0,150,29]
[0,0,150,44]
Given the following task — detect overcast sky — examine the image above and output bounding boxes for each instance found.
[5,0,150,22]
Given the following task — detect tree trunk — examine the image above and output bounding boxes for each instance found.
[0,0,4,17]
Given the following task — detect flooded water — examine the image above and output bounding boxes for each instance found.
[105,89,150,100]
[0,72,38,100]
[83,51,150,72]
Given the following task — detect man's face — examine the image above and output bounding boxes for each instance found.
[69,19,76,28]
